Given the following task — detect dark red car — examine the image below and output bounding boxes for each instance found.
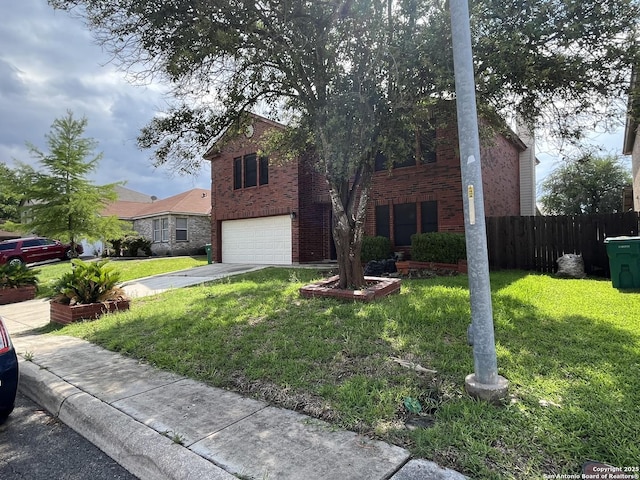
[0,237,83,267]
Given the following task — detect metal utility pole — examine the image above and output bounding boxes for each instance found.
[449,0,508,402]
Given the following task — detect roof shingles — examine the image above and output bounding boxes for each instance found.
[103,188,211,220]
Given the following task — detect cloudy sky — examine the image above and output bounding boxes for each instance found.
[0,0,630,201]
[0,0,210,199]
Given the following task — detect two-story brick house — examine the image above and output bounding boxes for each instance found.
[204,114,534,265]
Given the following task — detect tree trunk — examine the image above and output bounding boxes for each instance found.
[318,122,375,290]
[332,209,365,289]
[327,166,372,290]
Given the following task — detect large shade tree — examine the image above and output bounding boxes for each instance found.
[540,154,632,215]
[51,0,640,288]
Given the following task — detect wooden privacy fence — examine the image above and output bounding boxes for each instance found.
[485,212,640,277]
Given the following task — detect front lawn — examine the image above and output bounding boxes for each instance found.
[54,268,640,479]
[35,256,208,298]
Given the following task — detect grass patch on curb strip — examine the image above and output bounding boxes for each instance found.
[56,268,640,479]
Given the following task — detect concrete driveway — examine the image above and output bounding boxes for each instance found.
[118,263,266,298]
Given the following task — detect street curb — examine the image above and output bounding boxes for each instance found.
[18,358,82,416]
[18,360,235,480]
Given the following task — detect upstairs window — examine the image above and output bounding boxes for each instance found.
[233,153,268,189]
[259,156,269,185]
[244,153,258,187]
[233,158,242,190]
[374,126,436,171]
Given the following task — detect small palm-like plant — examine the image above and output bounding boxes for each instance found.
[0,263,39,289]
[52,259,127,305]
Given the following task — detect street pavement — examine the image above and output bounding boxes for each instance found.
[1,263,468,480]
[1,392,137,480]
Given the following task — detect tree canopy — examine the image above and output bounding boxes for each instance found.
[0,162,27,223]
[539,154,632,215]
[50,0,640,287]
[18,111,124,245]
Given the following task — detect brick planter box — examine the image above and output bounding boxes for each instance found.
[50,299,130,325]
[0,285,37,305]
[299,275,401,302]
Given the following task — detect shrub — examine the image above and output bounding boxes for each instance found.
[51,259,126,305]
[411,232,466,264]
[122,235,152,257]
[107,235,152,257]
[361,236,392,263]
[0,263,39,289]
[106,238,123,257]
[194,245,207,256]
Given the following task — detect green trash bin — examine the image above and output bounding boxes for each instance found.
[604,236,640,289]
[204,243,212,264]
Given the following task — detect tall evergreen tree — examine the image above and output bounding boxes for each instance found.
[23,111,123,247]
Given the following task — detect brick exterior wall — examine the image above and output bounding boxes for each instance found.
[208,120,301,262]
[206,117,523,263]
[365,127,464,239]
[364,126,522,253]
[134,215,210,256]
[480,133,522,217]
[298,164,333,262]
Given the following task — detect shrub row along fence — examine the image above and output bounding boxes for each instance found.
[485,212,640,277]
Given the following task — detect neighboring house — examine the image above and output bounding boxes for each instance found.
[203,114,536,265]
[623,71,640,212]
[103,188,212,256]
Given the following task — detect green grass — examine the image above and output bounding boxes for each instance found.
[35,256,208,298]
[53,268,640,479]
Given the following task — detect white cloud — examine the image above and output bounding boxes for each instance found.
[0,0,628,203]
[0,0,210,198]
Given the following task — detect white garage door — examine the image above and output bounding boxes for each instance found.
[222,215,292,264]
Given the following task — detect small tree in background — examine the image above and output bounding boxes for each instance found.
[0,162,36,224]
[21,111,125,247]
[539,154,632,215]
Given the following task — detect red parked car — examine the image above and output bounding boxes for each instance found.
[0,237,83,267]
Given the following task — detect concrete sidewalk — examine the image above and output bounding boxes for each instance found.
[1,264,468,480]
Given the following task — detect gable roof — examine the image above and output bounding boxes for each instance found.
[103,188,211,220]
[202,113,286,160]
